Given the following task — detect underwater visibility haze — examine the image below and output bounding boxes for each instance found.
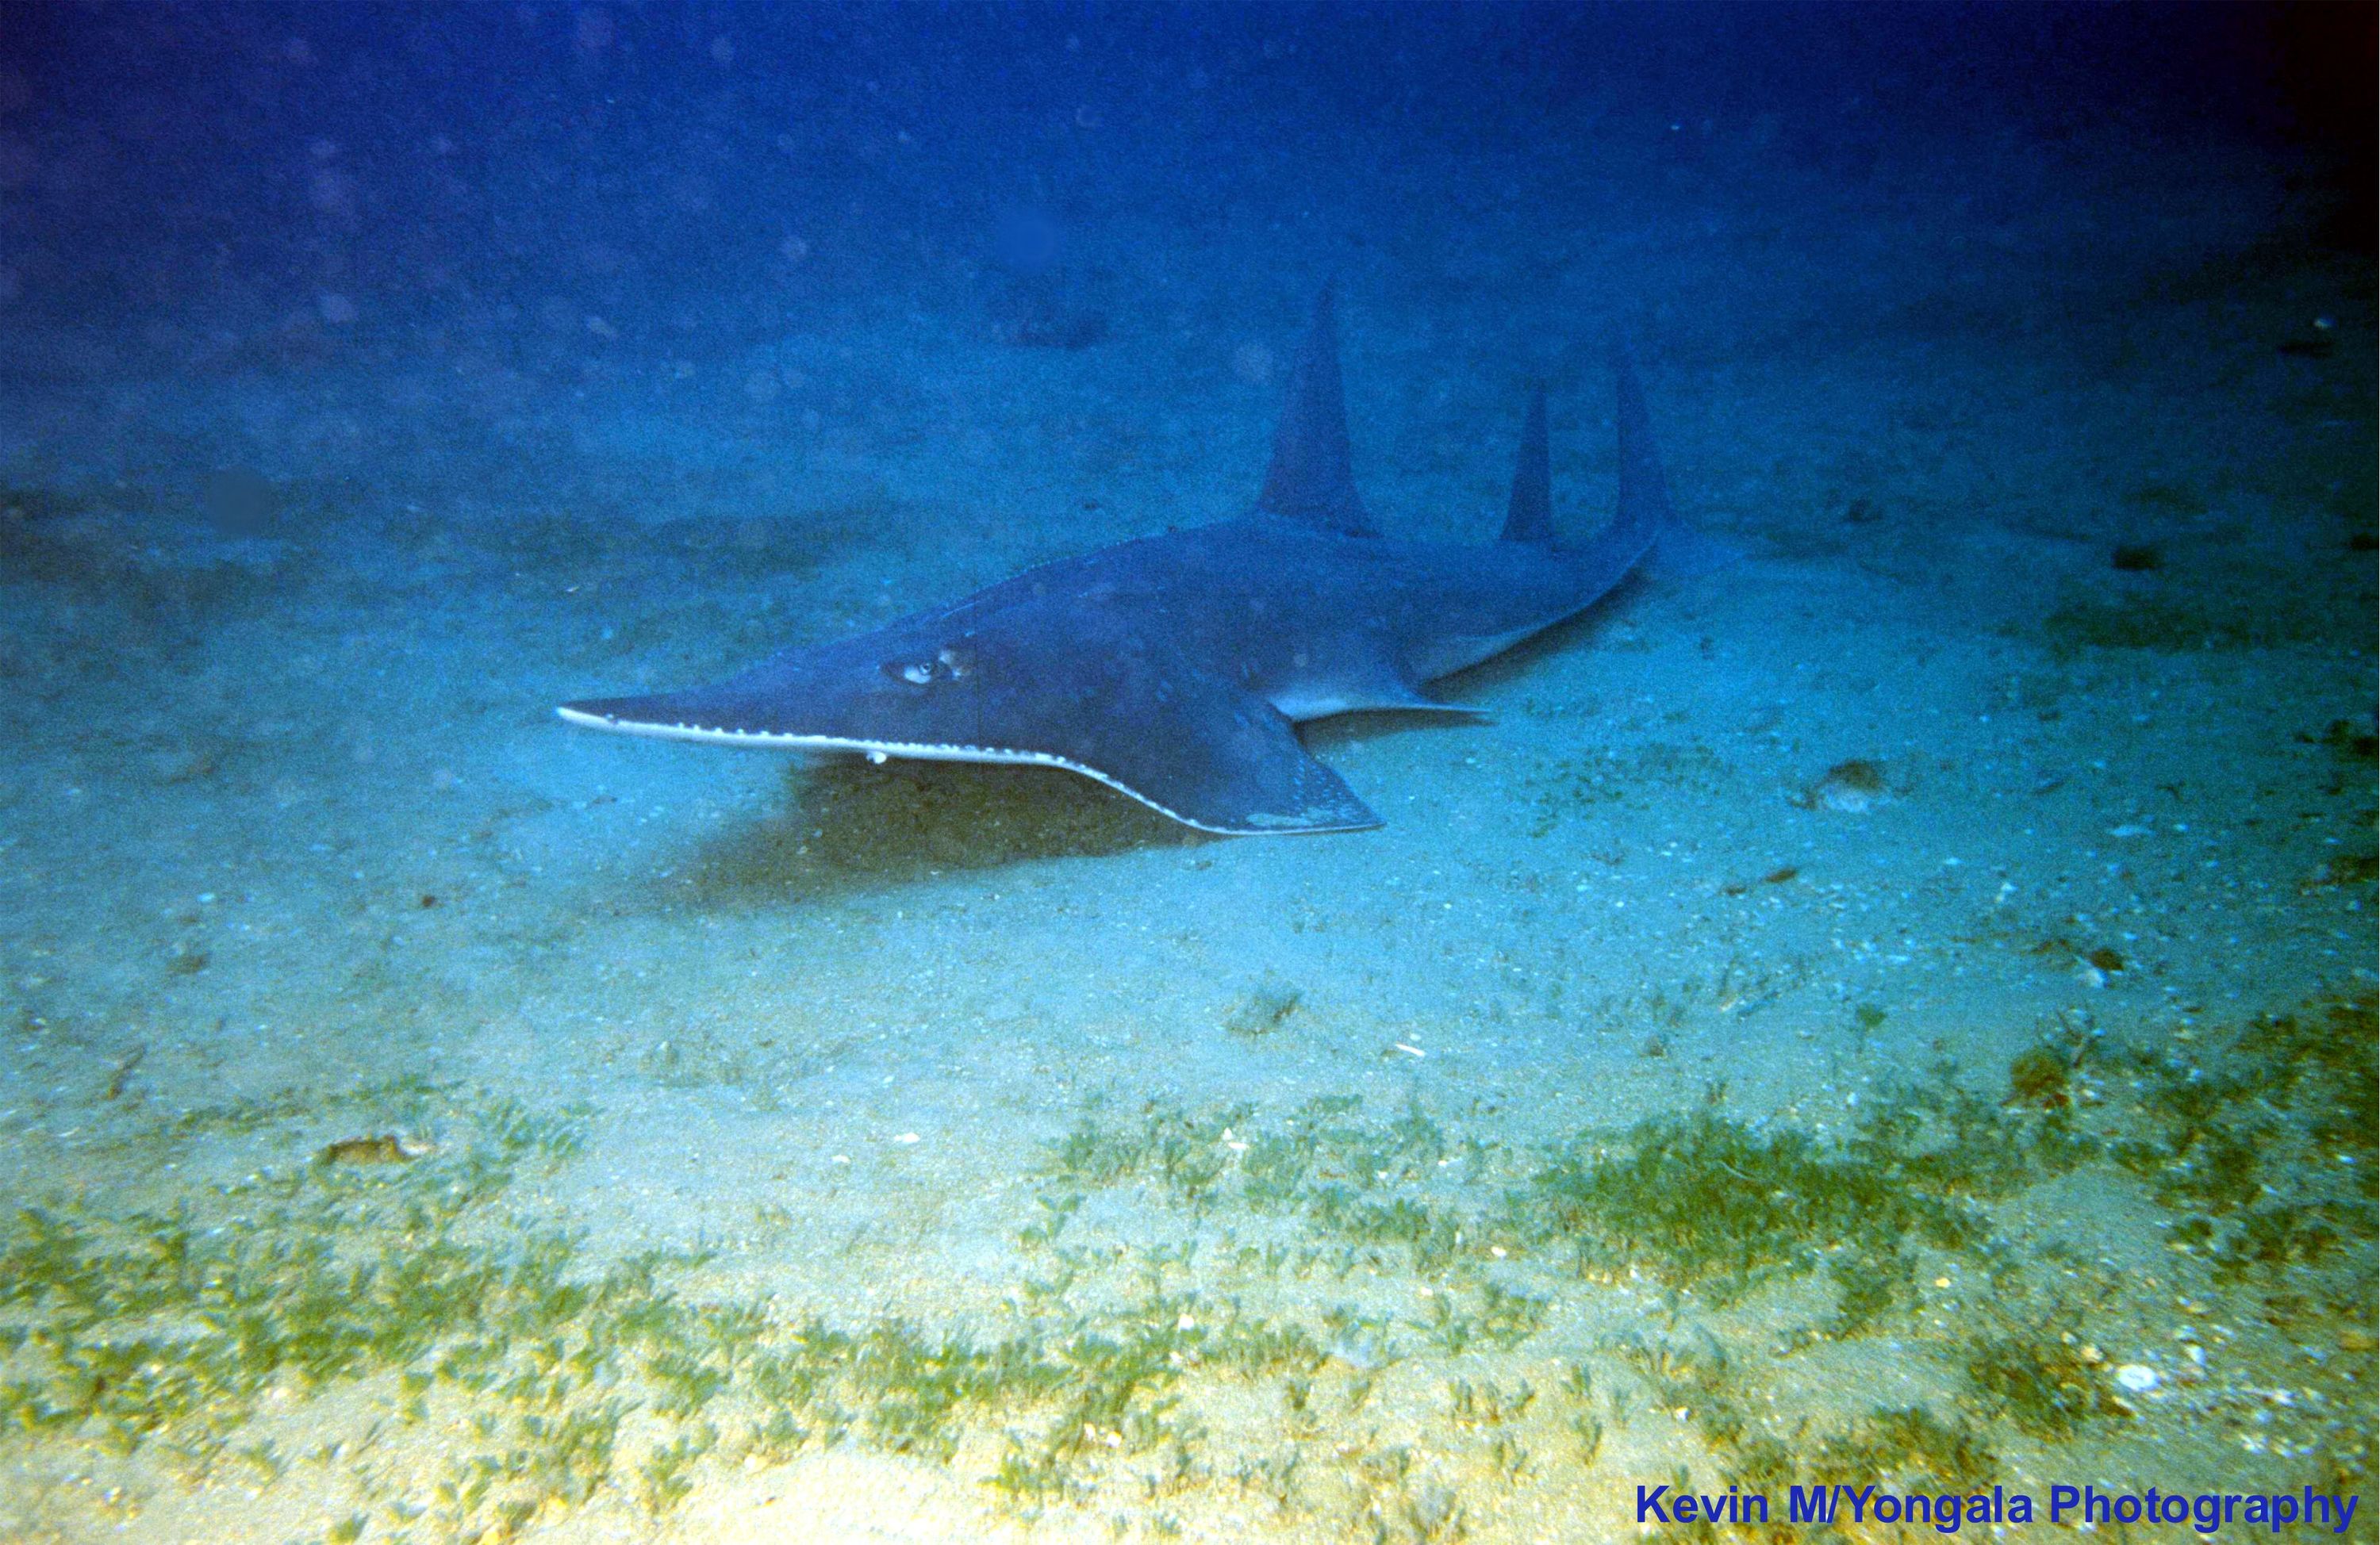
[0,4,2372,1542]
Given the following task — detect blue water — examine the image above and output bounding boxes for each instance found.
[0,6,2371,1542]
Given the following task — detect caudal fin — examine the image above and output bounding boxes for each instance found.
[1610,344,1673,550]
[1535,343,1734,592]
[1612,343,1737,577]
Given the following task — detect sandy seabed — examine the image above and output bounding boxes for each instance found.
[0,100,2372,1545]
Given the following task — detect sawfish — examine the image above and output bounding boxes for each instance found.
[559,289,1698,834]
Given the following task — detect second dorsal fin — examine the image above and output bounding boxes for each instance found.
[1254,285,1377,537]
[1499,385,1553,544]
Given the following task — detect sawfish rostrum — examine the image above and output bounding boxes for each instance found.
[560,290,1696,834]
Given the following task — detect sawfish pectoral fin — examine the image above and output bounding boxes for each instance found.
[1026,663,1381,836]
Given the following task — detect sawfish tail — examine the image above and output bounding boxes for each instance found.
[1614,343,1738,578]
[1499,346,1730,577]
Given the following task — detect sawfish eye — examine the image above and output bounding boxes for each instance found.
[883,646,975,688]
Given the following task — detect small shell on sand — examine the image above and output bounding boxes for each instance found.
[317,1133,436,1166]
[1806,759,1889,813]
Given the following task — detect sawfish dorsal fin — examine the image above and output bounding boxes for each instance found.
[1255,285,1378,538]
[1499,385,1553,544]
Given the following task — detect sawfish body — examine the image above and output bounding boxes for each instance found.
[561,289,1695,834]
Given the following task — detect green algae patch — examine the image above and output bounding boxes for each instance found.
[1522,1109,1929,1302]
[6,998,2370,1542]
[1812,1405,1998,1494]
[2113,996,2377,1321]
[0,1089,1361,1541]
[0,1095,597,1471]
[1511,1090,2064,1325]
[1957,1321,2125,1440]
